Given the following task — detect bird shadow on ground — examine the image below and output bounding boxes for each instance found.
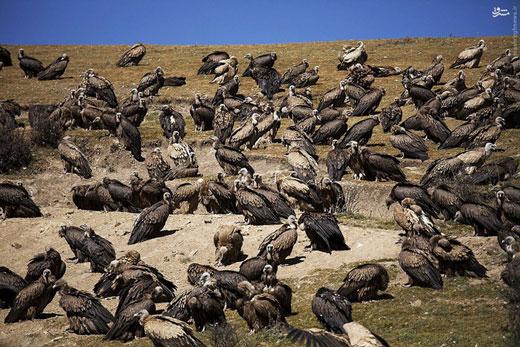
[148,229,178,241]
[281,256,306,266]
[36,312,62,320]
[366,293,395,302]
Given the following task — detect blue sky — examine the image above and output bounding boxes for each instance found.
[0,0,515,45]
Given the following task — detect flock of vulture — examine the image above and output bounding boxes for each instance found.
[1,38,520,346]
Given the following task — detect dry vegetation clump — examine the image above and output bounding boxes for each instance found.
[28,104,63,147]
[0,126,32,173]
[342,183,362,215]
[504,288,520,345]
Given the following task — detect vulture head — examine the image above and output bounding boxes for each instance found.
[61,53,69,61]
[237,280,257,298]
[18,48,25,58]
[349,141,359,151]
[198,272,211,286]
[314,66,320,73]
[233,75,240,83]
[357,41,364,48]
[52,278,68,291]
[502,236,519,255]
[322,177,332,186]
[263,264,274,275]
[81,224,94,238]
[115,112,122,124]
[42,268,54,284]
[155,66,164,75]
[251,113,259,126]
[390,125,405,135]
[216,172,225,182]
[58,225,67,237]
[171,131,181,143]
[152,286,164,300]
[496,190,505,205]
[495,117,506,127]
[435,55,443,63]
[478,40,485,48]
[302,58,309,65]
[238,167,250,179]
[134,309,150,325]
[401,197,415,208]
[287,215,297,226]
[484,142,497,154]
[288,85,296,95]
[453,211,464,224]
[244,53,253,61]
[270,52,277,60]
[331,139,338,149]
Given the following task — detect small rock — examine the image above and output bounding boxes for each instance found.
[411,299,422,307]
[65,210,74,215]
[11,243,22,249]
[114,222,121,227]
[204,219,212,224]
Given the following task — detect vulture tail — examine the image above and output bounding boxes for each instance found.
[466,257,488,278]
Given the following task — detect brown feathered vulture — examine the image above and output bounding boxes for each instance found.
[438,115,478,149]
[0,267,27,309]
[277,172,324,212]
[502,255,520,290]
[497,190,520,224]
[38,53,69,80]
[428,184,463,221]
[337,263,389,302]
[454,202,503,236]
[185,275,227,331]
[116,43,146,67]
[281,59,309,84]
[190,94,214,131]
[429,235,487,277]
[312,117,348,145]
[293,66,320,88]
[298,212,349,253]
[385,182,440,219]
[54,280,114,334]
[0,46,12,66]
[257,216,298,265]
[252,174,295,220]
[312,287,352,333]
[399,236,443,289]
[81,69,118,108]
[339,115,379,147]
[4,269,56,323]
[242,52,277,77]
[159,105,186,139]
[17,48,43,78]
[134,310,205,346]
[200,173,238,214]
[337,41,368,70]
[171,179,203,214]
[213,141,254,175]
[197,51,229,75]
[128,192,172,244]
[81,226,116,273]
[0,181,42,218]
[138,67,165,96]
[25,247,66,283]
[115,113,144,161]
[390,125,429,161]
[318,81,347,111]
[214,226,244,266]
[450,40,485,69]
[326,140,351,181]
[320,177,345,214]
[360,146,407,182]
[234,180,280,225]
[58,225,88,263]
[58,136,92,178]
[351,88,385,116]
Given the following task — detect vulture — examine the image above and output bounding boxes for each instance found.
[0,46,12,66]
[138,67,165,96]
[379,98,403,133]
[0,267,27,309]
[337,41,367,70]
[385,182,440,219]
[58,225,89,263]
[369,64,401,77]
[343,322,390,347]
[214,226,244,266]
[351,88,385,117]
[450,40,485,69]
[190,94,214,131]
[293,66,320,88]
[257,216,298,265]
[236,282,286,332]
[37,53,69,80]
[318,80,347,111]
[25,248,66,283]
[438,115,478,149]
[311,287,352,333]
[285,326,351,347]
[312,117,348,145]
[200,173,238,214]
[326,140,351,181]
[320,177,345,214]
[422,55,444,84]
[171,179,203,214]
[212,75,240,105]
[99,177,137,212]
[185,276,227,331]
[227,113,259,149]
[163,75,186,87]
[134,310,205,347]
[82,69,118,108]
[242,52,277,77]
[211,56,239,85]
[430,235,487,277]
[502,256,520,290]
[119,92,147,127]
[58,136,92,178]
[81,226,116,273]
[213,104,235,142]
[128,192,173,245]
[340,115,379,147]
[116,43,146,67]
[250,65,283,100]
[359,146,407,182]
[145,148,174,181]
[428,184,463,220]
[168,131,196,168]
[466,116,505,149]
[399,236,443,289]
[213,141,254,175]
[4,269,56,323]
[70,184,104,211]
[116,113,144,161]
[281,59,309,84]
[197,51,229,75]
[277,172,324,212]
[497,190,520,224]
[54,280,114,334]
[405,81,436,109]
[17,48,44,78]
[252,174,295,220]
[287,147,318,182]
[130,173,172,208]
[105,289,160,341]
[337,263,389,302]
[390,125,429,161]
[239,254,275,282]
[298,212,349,253]
[260,265,292,315]
[454,203,503,236]
[159,105,186,139]
[234,180,280,225]
[0,181,42,218]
